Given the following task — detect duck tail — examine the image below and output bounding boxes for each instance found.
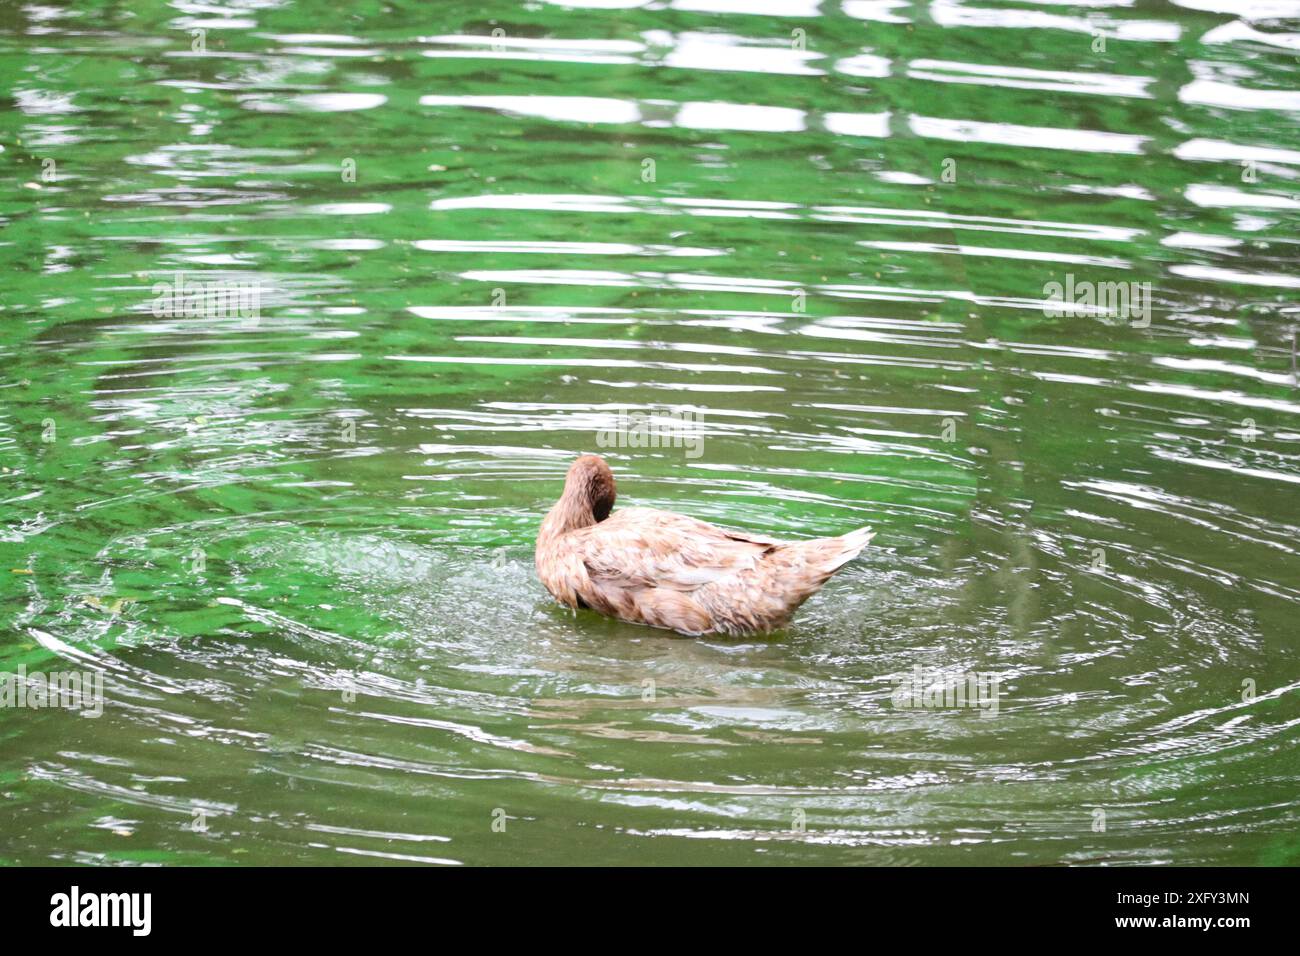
[813,525,875,572]
[735,526,873,630]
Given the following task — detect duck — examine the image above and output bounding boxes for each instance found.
[535,454,874,636]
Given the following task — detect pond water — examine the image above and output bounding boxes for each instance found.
[1,0,1298,866]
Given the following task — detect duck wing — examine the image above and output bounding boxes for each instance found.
[573,507,780,593]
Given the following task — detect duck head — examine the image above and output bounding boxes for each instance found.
[542,454,617,535]
[566,454,617,522]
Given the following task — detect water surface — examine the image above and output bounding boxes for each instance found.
[2,0,1299,865]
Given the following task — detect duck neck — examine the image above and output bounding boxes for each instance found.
[540,492,597,540]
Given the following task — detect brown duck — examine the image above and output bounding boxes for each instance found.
[535,454,874,636]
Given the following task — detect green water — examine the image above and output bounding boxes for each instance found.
[2,0,1299,866]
